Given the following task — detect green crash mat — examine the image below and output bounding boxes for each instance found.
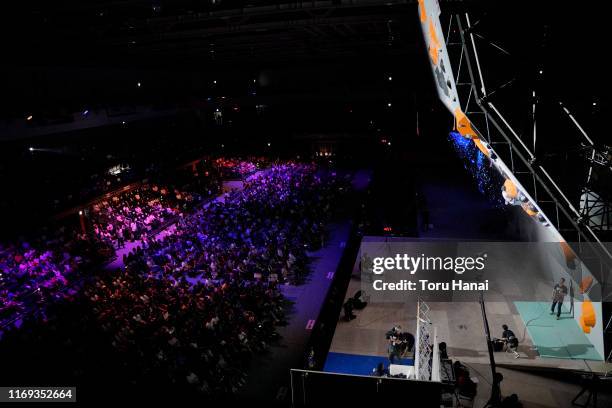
[514,301,602,361]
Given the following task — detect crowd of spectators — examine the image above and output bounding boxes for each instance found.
[214,157,261,179]
[0,224,112,336]
[89,184,197,248]
[83,163,347,393]
[84,269,284,394]
[0,156,227,335]
[1,159,348,396]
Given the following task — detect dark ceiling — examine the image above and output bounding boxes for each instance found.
[0,0,603,135]
[2,0,423,68]
[1,0,432,120]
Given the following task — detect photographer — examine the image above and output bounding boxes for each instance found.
[501,324,520,358]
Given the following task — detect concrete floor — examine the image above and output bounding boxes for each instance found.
[469,362,612,408]
[328,249,606,372]
[325,171,612,407]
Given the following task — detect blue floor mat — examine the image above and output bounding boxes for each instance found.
[324,352,413,376]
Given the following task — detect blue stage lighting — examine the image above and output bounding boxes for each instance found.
[448,131,504,207]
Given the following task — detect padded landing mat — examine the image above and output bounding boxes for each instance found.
[323,352,413,376]
[514,301,602,360]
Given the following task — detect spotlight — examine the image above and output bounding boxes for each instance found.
[539,70,543,74]
[137,82,141,88]
[387,102,392,107]
[26,115,33,121]
[213,80,217,84]
[388,76,392,81]
[267,142,271,147]
[79,210,83,215]
[82,110,89,116]
[387,142,392,146]
[28,147,34,152]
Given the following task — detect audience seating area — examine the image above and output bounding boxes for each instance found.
[0,158,348,396]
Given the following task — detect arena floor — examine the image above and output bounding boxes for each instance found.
[324,173,612,407]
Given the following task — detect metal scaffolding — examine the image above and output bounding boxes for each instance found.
[443,13,612,264]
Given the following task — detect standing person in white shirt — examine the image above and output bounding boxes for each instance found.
[551,278,568,320]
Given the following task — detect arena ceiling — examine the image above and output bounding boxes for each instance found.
[1,0,602,138]
[3,0,433,68]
